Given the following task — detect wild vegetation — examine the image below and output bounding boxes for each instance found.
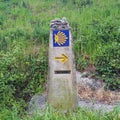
[1,106,120,120]
[0,0,120,119]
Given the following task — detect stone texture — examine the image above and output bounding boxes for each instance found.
[76,71,105,90]
[47,18,77,110]
[28,71,119,113]
[50,17,71,30]
[28,94,46,114]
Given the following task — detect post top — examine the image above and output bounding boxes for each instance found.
[50,17,71,30]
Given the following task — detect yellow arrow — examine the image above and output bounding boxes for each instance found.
[55,54,68,64]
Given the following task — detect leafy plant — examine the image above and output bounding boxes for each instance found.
[0,40,47,112]
[96,43,120,90]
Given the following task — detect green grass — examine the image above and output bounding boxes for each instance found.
[0,0,120,119]
[0,106,120,120]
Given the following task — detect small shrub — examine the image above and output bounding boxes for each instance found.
[0,41,47,112]
[96,43,120,90]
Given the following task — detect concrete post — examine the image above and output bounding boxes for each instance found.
[47,18,77,111]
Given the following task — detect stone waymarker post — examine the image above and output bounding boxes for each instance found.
[48,18,77,110]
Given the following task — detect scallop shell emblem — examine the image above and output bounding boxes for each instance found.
[54,31,67,46]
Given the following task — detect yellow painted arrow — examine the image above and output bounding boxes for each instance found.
[55,54,68,64]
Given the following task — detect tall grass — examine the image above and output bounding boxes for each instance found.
[0,106,120,120]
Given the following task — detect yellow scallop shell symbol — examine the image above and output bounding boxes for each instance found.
[54,31,67,46]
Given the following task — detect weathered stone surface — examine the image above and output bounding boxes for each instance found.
[28,94,46,114]
[47,18,77,110]
[50,17,70,30]
[76,71,105,90]
[28,93,119,114]
[28,71,119,113]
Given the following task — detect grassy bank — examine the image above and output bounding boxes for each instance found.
[0,0,120,119]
